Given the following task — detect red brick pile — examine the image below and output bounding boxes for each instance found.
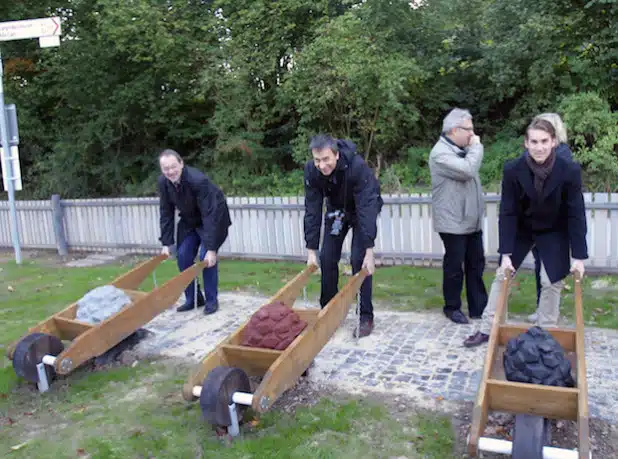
[241,301,307,350]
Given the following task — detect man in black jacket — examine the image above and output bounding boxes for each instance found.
[464,118,587,347]
[158,149,232,314]
[304,134,383,338]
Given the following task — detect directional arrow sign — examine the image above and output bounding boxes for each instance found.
[0,17,61,42]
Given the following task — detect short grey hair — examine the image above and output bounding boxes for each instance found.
[442,108,473,134]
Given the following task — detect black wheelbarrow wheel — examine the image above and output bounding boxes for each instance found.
[12,332,64,384]
[512,414,552,459]
[199,366,252,429]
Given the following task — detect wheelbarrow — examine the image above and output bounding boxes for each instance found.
[467,270,591,459]
[6,254,207,392]
[182,264,368,436]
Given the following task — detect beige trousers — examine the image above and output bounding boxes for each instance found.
[480,261,563,334]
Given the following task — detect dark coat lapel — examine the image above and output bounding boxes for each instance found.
[514,156,537,200]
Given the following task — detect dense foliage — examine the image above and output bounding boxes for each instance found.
[1,0,616,198]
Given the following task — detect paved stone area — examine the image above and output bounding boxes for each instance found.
[65,252,124,267]
[134,292,618,423]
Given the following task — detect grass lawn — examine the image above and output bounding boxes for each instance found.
[1,254,616,458]
[1,358,455,459]
[0,255,456,458]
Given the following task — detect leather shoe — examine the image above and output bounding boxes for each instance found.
[203,301,219,315]
[353,318,373,338]
[445,309,469,324]
[176,295,205,312]
[464,331,489,348]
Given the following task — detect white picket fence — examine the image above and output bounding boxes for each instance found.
[1,193,618,270]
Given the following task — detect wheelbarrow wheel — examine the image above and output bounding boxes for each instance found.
[12,333,64,383]
[512,414,551,459]
[199,366,252,429]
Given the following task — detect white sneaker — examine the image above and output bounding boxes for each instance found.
[528,312,538,323]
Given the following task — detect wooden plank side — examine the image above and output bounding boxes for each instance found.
[291,308,320,326]
[486,379,579,421]
[221,344,282,377]
[53,317,94,340]
[111,254,167,290]
[498,325,576,353]
[252,270,367,413]
[266,264,318,308]
[468,273,511,456]
[573,273,590,459]
[120,289,149,301]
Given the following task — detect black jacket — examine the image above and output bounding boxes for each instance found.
[498,154,588,283]
[303,140,383,250]
[158,166,232,251]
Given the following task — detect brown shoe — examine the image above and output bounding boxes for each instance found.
[464,331,489,348]
[353,319,373,338]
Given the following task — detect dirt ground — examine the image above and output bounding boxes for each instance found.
[268,375,617,458]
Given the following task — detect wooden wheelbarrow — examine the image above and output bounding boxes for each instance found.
[182,264,368,436]
[6,254,207,392]
[467,271,590,459]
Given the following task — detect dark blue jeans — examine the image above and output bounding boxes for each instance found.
[319,220,373,320]
[176,230,218,305]
[439,231,488,318]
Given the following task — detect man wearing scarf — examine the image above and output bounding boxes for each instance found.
[464,118,588,347]
[303,134,383,338]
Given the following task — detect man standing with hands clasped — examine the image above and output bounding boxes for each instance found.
[303,134,383,338]
[430,108,488,325]
[464,117,587,347]
[157,149,232,315]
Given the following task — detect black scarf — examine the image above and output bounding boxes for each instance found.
[525,149,556,196]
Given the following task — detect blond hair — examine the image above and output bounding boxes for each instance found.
[535,113,568,144]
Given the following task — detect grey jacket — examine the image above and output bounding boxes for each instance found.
[429,136,484,234]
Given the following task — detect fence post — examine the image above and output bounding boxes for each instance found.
[51,194,68,257]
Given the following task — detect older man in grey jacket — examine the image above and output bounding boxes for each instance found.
[430,108,488,324]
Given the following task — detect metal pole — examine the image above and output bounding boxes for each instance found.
[0,50,22,264]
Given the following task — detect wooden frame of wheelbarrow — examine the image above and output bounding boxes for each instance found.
[183,264,368,434]
[6,254,207,391]
[467,270,590,459]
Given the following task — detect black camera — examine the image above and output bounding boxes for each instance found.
[327,210,346,236]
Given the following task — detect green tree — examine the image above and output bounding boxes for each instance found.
[284,3,426,171]
[559,92,618,191]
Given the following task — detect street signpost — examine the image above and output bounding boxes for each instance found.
[0,17,61,43]
[0,17,61,264]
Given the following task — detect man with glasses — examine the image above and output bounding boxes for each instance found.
[429,108,488,325]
